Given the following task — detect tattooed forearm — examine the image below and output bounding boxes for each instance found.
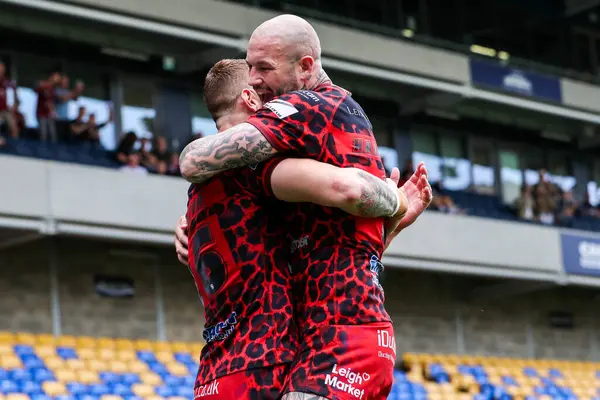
[179,123,277,184]
[354,170,399,218]
[281,392,330,400]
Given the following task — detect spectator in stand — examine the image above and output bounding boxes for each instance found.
[81,107,113,146]
[515,185,535,221]
[533,169,556,225]
[54,75,84,120]
[167,153,180,176]
[119,153,147,175]
[557,190,578,227]
[10,98,25,135]
[149,136,172,174]
[138,137,154,170]
[114,131,138,164]
[0,62,18,138]
[69,106,88,141]
[36,69,62,142]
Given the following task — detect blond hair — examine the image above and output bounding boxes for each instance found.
[203,59,249,121]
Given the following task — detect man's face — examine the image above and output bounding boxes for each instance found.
[247,37,302,102]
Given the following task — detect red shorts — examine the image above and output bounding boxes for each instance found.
[283,322,396,400]
[193,364,290,400]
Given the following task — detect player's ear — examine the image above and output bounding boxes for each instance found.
[298,56,314,82]
[241,88,261,112]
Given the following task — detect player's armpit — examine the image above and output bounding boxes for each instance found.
[270,158,405,218]
[179,122,278,183]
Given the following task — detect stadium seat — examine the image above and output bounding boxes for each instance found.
[131,384,154,398]
[56,337,77,347]
[42,381,67,396]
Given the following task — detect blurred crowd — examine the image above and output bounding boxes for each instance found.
[0,62,182,177]
[515,169,600,227]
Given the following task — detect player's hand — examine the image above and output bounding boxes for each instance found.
[393,162,432,234]
[384,167,407,218]
[174,215,189,266]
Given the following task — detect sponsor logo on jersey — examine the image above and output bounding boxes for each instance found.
[377,329,397,357]
[370,255,384,289]
[264,99,299,119]
[194,380,219,398]
[297,90,321,105]
[325,364,369,399]
[290,235,309,254]
[202,312,237,343]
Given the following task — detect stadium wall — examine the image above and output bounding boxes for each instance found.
[1,238,598,360]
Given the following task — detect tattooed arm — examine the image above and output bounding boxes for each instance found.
[270,158,408,218]
[180,123,277,184]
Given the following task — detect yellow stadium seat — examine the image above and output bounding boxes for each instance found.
[167,362,188,377]
[43,382,67,396]
[101,396,123,400]
[156,351,173,363]
[115,339,134,351]
[146,396,164,400]
[132,384,155,398]
[0,355,21,369]
[117,350,136,362]
[77,348,96,360]
[87,360,108,372]
[190,343,204,353]
[77,337,97,349]
[98,348,116,361]
[66,359,86,370]
[36,334,56,345]
[168,397,187,400]
[0,332,14,344]
[6,394,29,400]
[154,342,171,352]
[140,372,161,386]
[97,338,116,349]
[44,356,64,370]
[55,369,77,382]
[0,344,12,355]
[171,342,189,353]
[15,333,36,345]
[128,360,149,374]
[57,336,77,347]
[111,361,128,374]
[35,345,56,358]
[0,394,5,400]
[77,370,100,384]
[135,339,153,350]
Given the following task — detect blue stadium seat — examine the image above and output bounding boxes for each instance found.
[121,374,140,386]
[124,396,142,400]
[31,394,51,400]
[56,347,78,360]
[32,368,55,382]
[54,395,76,400]
[66,383,88,395]
[174,353,194,365]
[99,372,119,385]
[14,345,35,355]
[22,356,45,369]
[0,379,19,394]
[110,383,132,397]
[523,367,537,377]
[0,370,8,380]
[90,384,110,396]
[147,362,169,376]
[182,376,195,387]
[163,376,182,387]
[175,386,191,398]
[10,369,32,382]
[136,351,155,362]
[155,386,174,398]
[76,395,99,400]
[21,381,43,395]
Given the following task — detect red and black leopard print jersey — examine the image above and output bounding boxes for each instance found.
[247,84,391,333]
[186,157,298,387]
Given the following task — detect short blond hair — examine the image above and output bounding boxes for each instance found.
[203,59,249,121]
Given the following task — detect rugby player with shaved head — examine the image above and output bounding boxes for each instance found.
[180,15,432,400]
[184,58,415,400]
